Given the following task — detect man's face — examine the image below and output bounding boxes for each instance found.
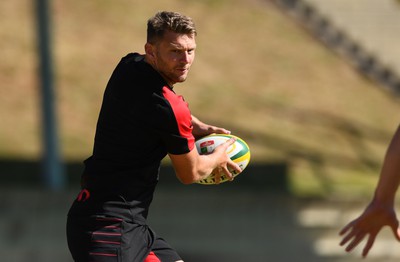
[147,30,196,86]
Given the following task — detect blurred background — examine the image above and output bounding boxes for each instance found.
[1,0,400,261]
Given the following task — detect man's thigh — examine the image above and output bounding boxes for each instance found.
[67,215,151,261]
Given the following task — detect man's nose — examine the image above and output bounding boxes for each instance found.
[180,51,191,63]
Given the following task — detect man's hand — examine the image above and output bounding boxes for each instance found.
[339,200,400,257]
[191,115,230,138]
[210,137,241,184]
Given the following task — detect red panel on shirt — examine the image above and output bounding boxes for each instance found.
[162,86,195,151]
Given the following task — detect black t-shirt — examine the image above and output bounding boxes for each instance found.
[77,53,195,219]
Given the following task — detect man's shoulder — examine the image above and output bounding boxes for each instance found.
[116,53,162,84]
[121,53,145,63]
[116,53,145,71]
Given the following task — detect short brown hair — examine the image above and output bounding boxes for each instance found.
[147,11,197,44]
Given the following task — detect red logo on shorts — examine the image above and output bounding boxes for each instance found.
[77,189,90,202]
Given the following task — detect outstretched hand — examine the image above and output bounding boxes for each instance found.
[339,201,400,257]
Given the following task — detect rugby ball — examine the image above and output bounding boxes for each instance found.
[195,134,251,185]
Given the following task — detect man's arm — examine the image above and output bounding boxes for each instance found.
[169,137,241,184]
[372,125,400,207]
[339,125,400,257]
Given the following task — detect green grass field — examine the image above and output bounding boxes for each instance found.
[1,0,400,197]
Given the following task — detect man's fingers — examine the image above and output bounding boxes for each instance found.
[344,232,367,253]
[224,137,236,147]
[362,234,376,258]
[215,166,233,182]
[339,222,354,237]
[211,137,242,183]
[213,161,241,183]
[397,227,400,241]
[389,218,400,241]
[214,128,231,135]
[339,230,355,247]
[229,161,242,176]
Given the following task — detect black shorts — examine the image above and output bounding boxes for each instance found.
[66,190,182,262]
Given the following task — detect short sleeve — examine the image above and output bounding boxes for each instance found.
[154,86,195,154]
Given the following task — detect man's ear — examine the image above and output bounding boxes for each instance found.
[145,43,155,60]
